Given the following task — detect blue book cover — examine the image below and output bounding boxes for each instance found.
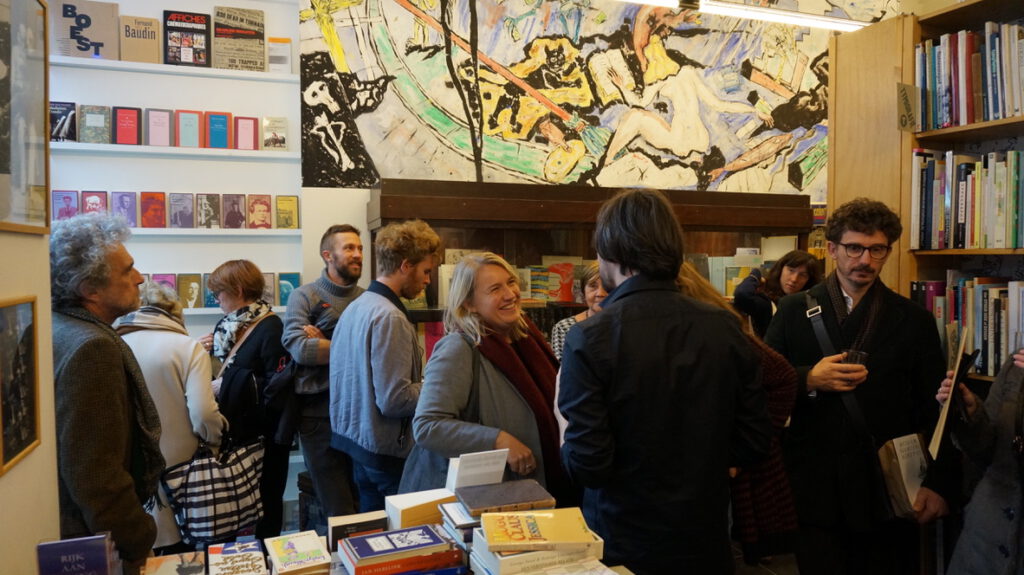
[278,272,301,307]
[37,535,112,575]
[345,524,448,563]
[206,113,230,148]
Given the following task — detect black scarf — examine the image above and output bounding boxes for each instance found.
[824,271,884,353]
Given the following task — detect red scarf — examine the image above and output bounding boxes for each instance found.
[477,318,570,499]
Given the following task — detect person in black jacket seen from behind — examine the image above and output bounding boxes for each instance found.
[558,188,772,575]
[765,197,957,575]
[200,259,288,540]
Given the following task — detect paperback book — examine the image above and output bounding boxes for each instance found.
[264,530,331,574]
[480,508,599,552]
[175,110,204,148]
[111,107,142,145]
[143,551,205,575]
[196,193,221,228]
[262,272,276,305]
[144,108,174,147]
[52,190,78,221]
[81,191,107,215]
[120,15,160,63]
[235,116,260,150]
[164,11,211,67]
[279,273,301,308]
[51,0,120,60]
[140,191,167,228]
[37,533,120,575]
[208,541,265,575]
[49,101,77,142]
[276,195,299,229]
[247,194,272,229]
[205,111,233,148]
[77,105,111,144]
[169,193,195,228]
[262,116,288,150]
[212,7,266,71]
[267,37,293,73]
[384,487,456,529]
[111,192,137,226]
[222,194,246,228]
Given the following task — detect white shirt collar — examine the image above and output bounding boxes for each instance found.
[841,287,854,313]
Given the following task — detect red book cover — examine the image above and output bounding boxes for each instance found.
[112,106,142,145]
[234,116,259,150]
[174,109,205,147]
[965,31,976,124]
[140,192,167,228]
[949,32,959,127]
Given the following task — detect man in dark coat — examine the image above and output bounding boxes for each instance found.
[558,188,772,575]
[765,197,956,575]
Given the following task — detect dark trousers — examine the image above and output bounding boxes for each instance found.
[255,441,291,540]
[351,460,403,513]
[297,414,358,523]
[795,520,919,575]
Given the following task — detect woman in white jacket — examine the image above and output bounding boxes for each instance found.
[115,281,226,554]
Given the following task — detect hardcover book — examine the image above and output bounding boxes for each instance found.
[208,541,265,575]
[341,524,451,566]
[340,548,462,575]
[178,274,203,309]
[152,273,176,290]
[455,479,556,517]
[212,7,266,72]
[205,111,233,149]
[52,190,79,221]
[37,534,117,575]
[175,110,204,148]
[222,194,246,229]
[262,116,288,150]
[49,101,77,141]
[234,116,259,150]
[276,195,299,229]
[196,193,221,228]
[120,15,160,63]
[267,37,293,73]
[111,192,137,226]
[144,108,174,147]
[327,510,388,552]
[140,191,167,228]
[262,272,276,305]
[77,105,111,144]
[203,273,218,307]
[164,11,211,67]
[111,107,142,145]
[264,530,331,574]
[278,272,301,307]
[480,508,597,552]
[143,551,205,575]
[80,191,108,215]
[247,194,272,229]
[439,502,480,530]
[168,193,194,228]
[51,0,120,60]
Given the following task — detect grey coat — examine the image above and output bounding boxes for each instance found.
[949,359,1024,575]
[399,333,544,493]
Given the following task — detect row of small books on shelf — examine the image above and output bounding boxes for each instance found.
[915,20,1024,131]
[52,2,291,73]
[138,272,301,310]
[910,148,1024,250]
[51,191,300,230]
[50,102,289,151]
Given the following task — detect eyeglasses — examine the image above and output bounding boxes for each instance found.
[838,242,891,260]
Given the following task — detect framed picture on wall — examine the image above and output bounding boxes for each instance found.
[0,296,39,475]
[0,1,50,234]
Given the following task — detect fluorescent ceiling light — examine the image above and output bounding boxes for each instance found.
[617,0,680,7]
[699,0,868,32]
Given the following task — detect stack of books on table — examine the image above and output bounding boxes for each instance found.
[469,508,605,575]
[265,530,332,575]
[327,510,389,552]
[337,524,465,575]
[439,477,557,552]
[37,533,121,575]
[439,501,480,551]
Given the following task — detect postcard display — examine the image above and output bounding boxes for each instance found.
[48,0,300,337]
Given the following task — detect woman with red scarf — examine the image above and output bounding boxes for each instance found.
[399,252,569,499]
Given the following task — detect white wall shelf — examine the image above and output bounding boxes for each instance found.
[50,55,299,84]
[50,141,300,162]
[130,228,302,237]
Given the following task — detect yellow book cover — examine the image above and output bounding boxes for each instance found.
[480,507,598,552]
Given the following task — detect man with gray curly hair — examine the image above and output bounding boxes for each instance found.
[50,214,164,574]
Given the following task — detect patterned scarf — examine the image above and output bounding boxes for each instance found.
[477,318,571,500]
[824,271,884,353]
[211,300,273,365]
[60,307,164,510]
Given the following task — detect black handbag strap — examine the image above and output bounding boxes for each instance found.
[806,292,874,443]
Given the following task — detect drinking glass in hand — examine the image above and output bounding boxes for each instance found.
[843,349,869,365]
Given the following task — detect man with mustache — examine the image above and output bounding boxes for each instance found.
[765,198,957,575]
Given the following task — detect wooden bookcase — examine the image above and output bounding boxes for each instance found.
[829,0,1024,298]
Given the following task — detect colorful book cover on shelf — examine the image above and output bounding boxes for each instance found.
[143,551,205,575]
[177,274,203,309]
[120,15,160,64]
[111,107,142,145]
[342,524,451,565]
[77,105,111,144]
[196,194,221,229]
[80,191,107,215]
[262,272,276,305]
[275,195,299,229]
[212,6,266,72]
[164,11,211,67]
[144,109,174,147]
[175,110,204,148]
[168,193,195,228]
[203,273,218,307]
[264,530,331,574]
[50,101,77,142]
[208,541,265,575]
[279,273,301,308]
[455,479,556,517]
[205,111,233,149]
[247,194,272,229]
[37,534,114,575]
[234,116,259,150]
[152,273,177,291]
[111,192,137,227]
[267,37,293,73]
[140,191,167,228]
[480,507,596,552]
[52,190,78,221]
[222,194,246,229]
[261,116,288,150]
[50,0,120,60]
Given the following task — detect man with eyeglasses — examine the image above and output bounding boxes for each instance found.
[766,198,958,575]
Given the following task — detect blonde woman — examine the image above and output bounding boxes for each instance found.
[399,252,568,499]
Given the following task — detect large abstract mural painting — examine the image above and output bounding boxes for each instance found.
[299,0,881,202]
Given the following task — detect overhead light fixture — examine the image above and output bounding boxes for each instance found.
[616,0,680,8]
[698,0,868,32]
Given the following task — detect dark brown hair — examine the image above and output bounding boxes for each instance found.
[595,189,683,280]
[825,197,902,244]
[764,249,822,302]
[375,219,441,275]
[207,259,265,302]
